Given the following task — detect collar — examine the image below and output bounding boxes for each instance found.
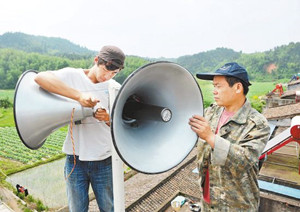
[229,99,252,125]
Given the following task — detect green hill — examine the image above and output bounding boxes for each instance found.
[0,32,149,89]
[175,43,300,82]
[176,48,241,74]
[0,32,300,89]
[0,32,96,59]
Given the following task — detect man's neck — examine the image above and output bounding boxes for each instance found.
[224,97,246,113]
[84,66,98,83]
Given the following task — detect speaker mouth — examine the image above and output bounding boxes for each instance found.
[13,70,45,150]
[13,70,94,150]
[111,61,203,174]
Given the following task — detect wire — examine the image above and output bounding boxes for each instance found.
[65,108,76,181]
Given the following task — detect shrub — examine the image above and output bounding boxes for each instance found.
[0,97,13,108]
[250,96,266,113]
[36,199,48,211]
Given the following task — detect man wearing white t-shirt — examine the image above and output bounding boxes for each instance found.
[35,45,125,212]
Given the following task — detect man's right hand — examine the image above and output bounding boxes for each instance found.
[78,93,99,108]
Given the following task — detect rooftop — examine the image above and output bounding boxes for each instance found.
[262,102,300,120]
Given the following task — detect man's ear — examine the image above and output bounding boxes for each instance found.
[94,56,99,64]
[235,82,243,94]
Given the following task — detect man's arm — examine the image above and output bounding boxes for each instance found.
[189,113,270,173]
[212,122,270,172]
[34,71,99,108]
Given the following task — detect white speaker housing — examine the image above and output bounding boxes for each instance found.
[14,70,93,150]
[111,62,203,174]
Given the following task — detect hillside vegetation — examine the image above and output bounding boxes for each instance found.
[0,32,300,90]
[0,32,95,58]
[176,43,300,81]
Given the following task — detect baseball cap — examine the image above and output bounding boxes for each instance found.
[98,45,125,69]
[196,62,251,86]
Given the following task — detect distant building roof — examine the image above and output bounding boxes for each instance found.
[281,90,296,99]
[263,102,300,120]
[288,79,300,86]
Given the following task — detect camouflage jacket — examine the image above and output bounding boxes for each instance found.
[197,100,270,212]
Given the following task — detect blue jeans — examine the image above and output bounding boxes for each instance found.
[64,155,114,212]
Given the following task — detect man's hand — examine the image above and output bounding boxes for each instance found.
[78,93,99,108]
[94,108,110,125]
[189,115,215,148]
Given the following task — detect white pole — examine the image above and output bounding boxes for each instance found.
[108,82,125,212]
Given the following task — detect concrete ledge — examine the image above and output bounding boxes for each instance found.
[260,191,300,212]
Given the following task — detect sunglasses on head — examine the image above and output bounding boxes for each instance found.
[105,62,122,71]
[98,57,124,71]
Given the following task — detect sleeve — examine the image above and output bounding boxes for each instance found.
[211,115,270,173]
[197,139,211,177]
[51,68,80,86]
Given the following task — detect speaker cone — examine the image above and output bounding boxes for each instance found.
[111,62,203,174]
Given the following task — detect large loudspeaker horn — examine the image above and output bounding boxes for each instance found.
[13,70,93,149]
[111,62,203,174]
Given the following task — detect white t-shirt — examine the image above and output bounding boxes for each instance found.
[53,67,116,161]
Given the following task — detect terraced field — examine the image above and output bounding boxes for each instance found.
[0,127,66,165]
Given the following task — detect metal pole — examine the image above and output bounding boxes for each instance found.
[109,82,125,212]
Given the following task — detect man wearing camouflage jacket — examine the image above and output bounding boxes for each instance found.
[189,62,270,211]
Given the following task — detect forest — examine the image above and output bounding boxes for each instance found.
[0,32,300,89]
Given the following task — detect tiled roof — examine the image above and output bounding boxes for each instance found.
[288,79,300,86]
[126,156,199,212]
[263,102,300,120]
[281,90,296,98]
[88,149,200,212]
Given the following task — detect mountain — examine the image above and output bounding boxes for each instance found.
[0,32,300,89]
[0,32,96,59]
[175,43,300,82]
[0,32,150,89]
[176,48,241,74]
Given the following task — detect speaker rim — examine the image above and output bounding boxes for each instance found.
[13,70,46,150]
[111,61,203,174]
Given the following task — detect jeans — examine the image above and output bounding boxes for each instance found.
[64,155,114,212]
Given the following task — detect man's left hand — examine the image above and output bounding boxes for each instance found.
[189,115,215,148]
[94,108,110,125]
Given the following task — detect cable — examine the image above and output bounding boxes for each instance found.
[65,108,76,181]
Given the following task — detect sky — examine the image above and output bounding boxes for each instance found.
[0,0,300,58]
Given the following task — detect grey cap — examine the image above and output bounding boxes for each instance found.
[98,45,125,68]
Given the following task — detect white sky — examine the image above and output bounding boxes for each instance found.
[0,0,299,58]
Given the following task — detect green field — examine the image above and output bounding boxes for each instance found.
[0,89,15,102]
[0,127,66,172]
[0,89,68,178]
[0,108,14,127]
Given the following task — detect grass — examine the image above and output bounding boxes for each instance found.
[0,108,15,127]
[0,90,14,102]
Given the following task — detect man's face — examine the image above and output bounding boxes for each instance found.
[212,76,238,107]
[96,64,120,82]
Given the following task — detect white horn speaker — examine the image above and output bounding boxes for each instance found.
[13,70,93,150]
[111,61,203,174]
